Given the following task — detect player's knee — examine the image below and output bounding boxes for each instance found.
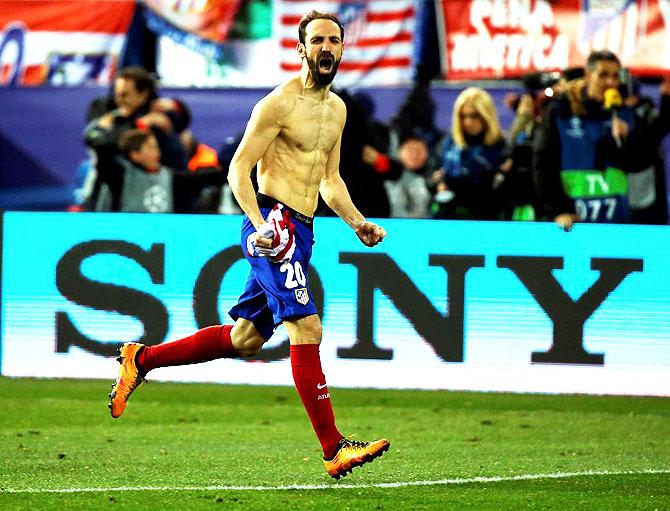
[231,320,266,358]
[236,334,264,358]
[307,322,322,342]
[284,315,323,344]
[295,322,322,344]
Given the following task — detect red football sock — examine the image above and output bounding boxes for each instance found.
[290,344,343,459]
[137,325,236,374]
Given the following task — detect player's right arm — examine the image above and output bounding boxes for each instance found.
[228,93,289,230]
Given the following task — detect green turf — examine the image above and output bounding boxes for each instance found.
[0,377,668,510]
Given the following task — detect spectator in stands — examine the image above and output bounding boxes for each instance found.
[496,93,539,220]
[111,129,173,213]
[329,89,402,218]
[83,66,187,211]
[621,74,670,225]
[497,72,568,221]
[384,135,433,218]
[533,50,642,229]
[173,130,228,213]
[318,81,444,219]
[216,131,249,215]
[430,87,506,220]
[182,131,219,172]
[388,80,442,150]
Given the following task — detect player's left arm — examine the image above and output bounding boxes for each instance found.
[319,104,386,247]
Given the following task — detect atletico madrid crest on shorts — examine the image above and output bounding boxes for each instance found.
[294,288,309,305]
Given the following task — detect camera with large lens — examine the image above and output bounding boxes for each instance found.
[522,71,562,95]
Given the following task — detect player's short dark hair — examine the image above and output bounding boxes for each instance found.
[298,10,344,45]
[118,129,153,157]
[116,66,158,100]
[586,50,621,71]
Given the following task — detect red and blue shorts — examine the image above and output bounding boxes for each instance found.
[228,193,318,340]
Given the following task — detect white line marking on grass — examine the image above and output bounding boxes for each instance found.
[2,468,668,494]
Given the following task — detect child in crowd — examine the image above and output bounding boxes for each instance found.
[116,129,174,213]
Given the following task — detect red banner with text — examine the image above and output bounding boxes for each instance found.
[438,0,670,80]
[0,0,135,86]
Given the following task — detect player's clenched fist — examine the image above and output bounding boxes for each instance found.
[247,204,296,263]
[354,221,386,247]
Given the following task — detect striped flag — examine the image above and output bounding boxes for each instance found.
[0,0,135,86]
[278,0,416,87]
[578,0,656,64]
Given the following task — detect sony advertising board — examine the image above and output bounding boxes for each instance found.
[1,212,668,396]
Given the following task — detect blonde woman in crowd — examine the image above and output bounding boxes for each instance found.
[430,87,507,219]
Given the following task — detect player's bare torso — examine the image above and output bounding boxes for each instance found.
[257,77,346,216]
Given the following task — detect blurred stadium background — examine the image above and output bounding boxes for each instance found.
[2,0,670,210]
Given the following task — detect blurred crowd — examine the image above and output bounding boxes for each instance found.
[75,50,670,226]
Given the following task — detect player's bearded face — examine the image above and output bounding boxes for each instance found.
[307,50,340,86]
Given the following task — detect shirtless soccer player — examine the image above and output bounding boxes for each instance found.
[109,10,390,479]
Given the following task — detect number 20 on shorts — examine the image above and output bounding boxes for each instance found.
[280,261,306,289]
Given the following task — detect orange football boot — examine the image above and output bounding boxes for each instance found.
[323,438,390,479]
[109,343,145,418]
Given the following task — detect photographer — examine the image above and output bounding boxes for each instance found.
[497,71,566,220]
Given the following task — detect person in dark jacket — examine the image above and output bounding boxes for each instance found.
[83,66,187,211]
[622,76,670,225]
[327,89,402,218]
[533,51,642,230]
[430,87,506,220]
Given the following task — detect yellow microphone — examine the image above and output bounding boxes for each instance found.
[604,88,622,111]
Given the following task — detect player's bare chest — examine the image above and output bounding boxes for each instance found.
[282,100,341,152]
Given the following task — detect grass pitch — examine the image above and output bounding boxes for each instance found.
[0,377,668,510]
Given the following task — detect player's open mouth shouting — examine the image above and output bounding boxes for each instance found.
[318,52,334,73]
